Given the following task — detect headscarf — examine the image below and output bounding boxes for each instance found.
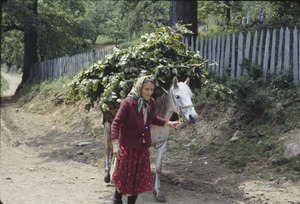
[127,76,154,118]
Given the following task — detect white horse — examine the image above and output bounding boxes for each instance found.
[103,76,198,202]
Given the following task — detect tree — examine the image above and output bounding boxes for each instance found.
[1,0,39,84]
[169,1,198,41]
[122,1,169,38]
[266,1,300,27]
[82,1,115,44]
[23,0,38,84]
[1,0,88,85]
[37,0,87,61]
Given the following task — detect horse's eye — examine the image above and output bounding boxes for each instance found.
[175,95,180,99]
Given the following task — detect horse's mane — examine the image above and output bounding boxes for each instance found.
[155,90,171,118]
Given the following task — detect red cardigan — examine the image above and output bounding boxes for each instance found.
[111,97,167,149]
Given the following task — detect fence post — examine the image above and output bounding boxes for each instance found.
[208,37,212,72]
[237,32,244,78]
[224,34,231,75]
[191,36,194,51]
[195,36,199,52]
[204,36,208,70]
[263,29,270,80]
[231,33,236,79]
[244,31,251,75]
[185,37,189,52]
[270,29,277,79]
[216,33,221,75]
[258,30,264,66]
[200,36,203,58]
[220,33,225,77]
[284,27,290,73]
[293,27,298,84]
[277,27,284,74]
[212,35,216,72]
[252,30,258,64]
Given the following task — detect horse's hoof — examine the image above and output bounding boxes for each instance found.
[156,195,166,203]
[153,190,166,203]
[104,174,110,183]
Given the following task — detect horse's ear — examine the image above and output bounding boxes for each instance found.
[173,76,178,88]
[184,77,190,85]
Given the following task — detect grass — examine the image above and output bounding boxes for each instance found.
[14,76,70,113]
[95,35,115,44]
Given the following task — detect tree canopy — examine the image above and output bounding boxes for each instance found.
[2,0,299,81]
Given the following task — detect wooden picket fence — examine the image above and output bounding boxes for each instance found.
[29,49,110,78]
[186,26,299,84]
[29,26,299,84]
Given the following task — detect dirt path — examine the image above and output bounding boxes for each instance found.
[1,72,300,204]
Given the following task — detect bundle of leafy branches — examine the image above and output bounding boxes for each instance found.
[65,24,229,112]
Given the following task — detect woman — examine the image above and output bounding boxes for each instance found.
[110,76,182,204]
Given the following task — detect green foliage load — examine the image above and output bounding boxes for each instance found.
[65,24,208,111]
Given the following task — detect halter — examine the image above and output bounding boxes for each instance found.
[171,90,194,122]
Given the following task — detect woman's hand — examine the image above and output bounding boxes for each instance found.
[165,121,183,130]
[112,139,121,159]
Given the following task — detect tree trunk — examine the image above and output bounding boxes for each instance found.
[169,1,198,43]
[225,1,231,26]
[18,0,38,90]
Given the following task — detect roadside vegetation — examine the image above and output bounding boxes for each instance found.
[13,58,300,180]
[1,74,9,95]
[167,60,300,179]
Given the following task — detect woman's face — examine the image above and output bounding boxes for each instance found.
[141,82,154,101]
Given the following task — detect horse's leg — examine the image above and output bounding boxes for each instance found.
[154,141,167,203]
[104,121,112,183]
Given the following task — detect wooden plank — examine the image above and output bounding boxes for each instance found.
[293,27,298,84]
[200,36,203,57]
[185,37,189,52]
[252,30,258,64]
[220,33,225,77]
[191,36,194,51]
[212,35,216,72]
[208,37,212,72]
[245,31,251,59]
[231,33,236,79]
[195,36,199,52]
[277,27,284,74]
[258,30,264,66]
[216,34,221,74]
[270,29,276,78]
[237,32,243,78]
[244,31,251,75]
[263,29,271,80]
[204,36,208,70]
[224,34,230,72]
[284,27,290,73]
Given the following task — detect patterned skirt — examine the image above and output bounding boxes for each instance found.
[111,144,152,195]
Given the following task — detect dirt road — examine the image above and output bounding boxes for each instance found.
[1,72,299,204]
[1,71,22,96]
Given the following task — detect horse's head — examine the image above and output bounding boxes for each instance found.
[171,76,198,124]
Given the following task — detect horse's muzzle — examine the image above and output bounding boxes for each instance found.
[187,114,198,124]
